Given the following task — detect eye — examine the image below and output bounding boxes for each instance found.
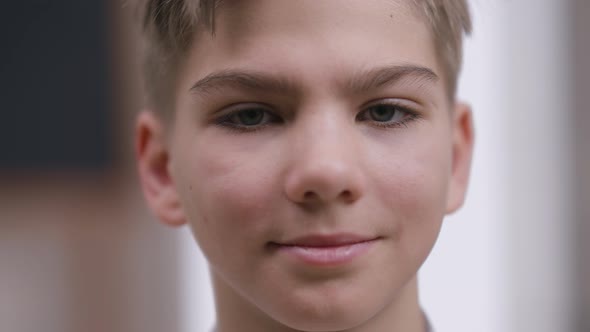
[356,101,419,128]
[215,104,281,131]
[233,108,266,126]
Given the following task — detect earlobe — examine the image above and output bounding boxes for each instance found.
[136,111,187,227]
[446,103,475,214]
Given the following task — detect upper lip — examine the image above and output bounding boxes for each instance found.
[273,233,379,247]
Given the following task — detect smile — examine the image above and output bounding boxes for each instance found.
[269,234,380,267]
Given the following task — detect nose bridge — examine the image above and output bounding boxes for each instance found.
[284,107,365,205]
[301,110,351,162]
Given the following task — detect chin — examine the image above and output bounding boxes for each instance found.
[278,314,366,332]
[265,293,381,332]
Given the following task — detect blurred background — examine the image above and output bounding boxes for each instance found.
[0,0,587,332]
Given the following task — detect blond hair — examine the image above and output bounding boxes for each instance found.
[139,0,471,115]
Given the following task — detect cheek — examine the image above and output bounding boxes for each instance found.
[369,136,452,251]
[174,137,283,255]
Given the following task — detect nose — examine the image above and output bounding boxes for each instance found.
[283,114,365,206]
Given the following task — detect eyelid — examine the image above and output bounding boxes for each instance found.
[212,102,275,122]
[213,102,282,132]
[357,99,421,123]
[213,102,274,116]
[355,98,423,129]
[360,98,420,113]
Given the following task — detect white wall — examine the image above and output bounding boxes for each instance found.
[420,0,575,331]
[179,1,577,331]
[179,228,215,332]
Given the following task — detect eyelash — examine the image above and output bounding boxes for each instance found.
[214,104,282,133]
[356,101,421,129]
[214,100,421,133]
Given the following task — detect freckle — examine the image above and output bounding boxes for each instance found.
[201,214,210,225]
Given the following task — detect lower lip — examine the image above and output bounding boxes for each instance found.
[274,240,376,266]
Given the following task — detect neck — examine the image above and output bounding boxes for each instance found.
[212,274,426,332]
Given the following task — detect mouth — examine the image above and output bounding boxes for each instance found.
[268,234,380,267]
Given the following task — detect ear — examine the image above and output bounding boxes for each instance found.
[136,111,187,227]
[446,103,475,214]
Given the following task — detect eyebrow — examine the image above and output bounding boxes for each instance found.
[189,69,297,95]
[348,64,439,93]
[189,64,438,96]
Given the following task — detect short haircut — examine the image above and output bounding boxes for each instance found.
[139,0,472,116]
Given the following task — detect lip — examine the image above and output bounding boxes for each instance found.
[269,234,379,267]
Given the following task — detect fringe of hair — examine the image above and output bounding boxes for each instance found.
[141,0,216,52]
[138,0,471,113]
[414,0,472,96]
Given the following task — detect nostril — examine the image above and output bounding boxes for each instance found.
[303,191,319,201]
[341,190,353,201]
[302,189,354,203]
[285,167,364,204]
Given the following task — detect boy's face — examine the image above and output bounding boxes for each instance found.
[137,0,473,330]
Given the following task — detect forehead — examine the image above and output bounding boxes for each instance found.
[180,0,442,96]
[204,0,430,48]
[213,0,422,30]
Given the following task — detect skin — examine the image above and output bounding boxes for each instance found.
[136,1,474,331]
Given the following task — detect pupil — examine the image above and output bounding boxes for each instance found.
[371,106,395,121]
[238,109,264,125]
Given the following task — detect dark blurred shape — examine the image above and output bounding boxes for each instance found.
[0,0,112,170]
[572,1,590,332]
